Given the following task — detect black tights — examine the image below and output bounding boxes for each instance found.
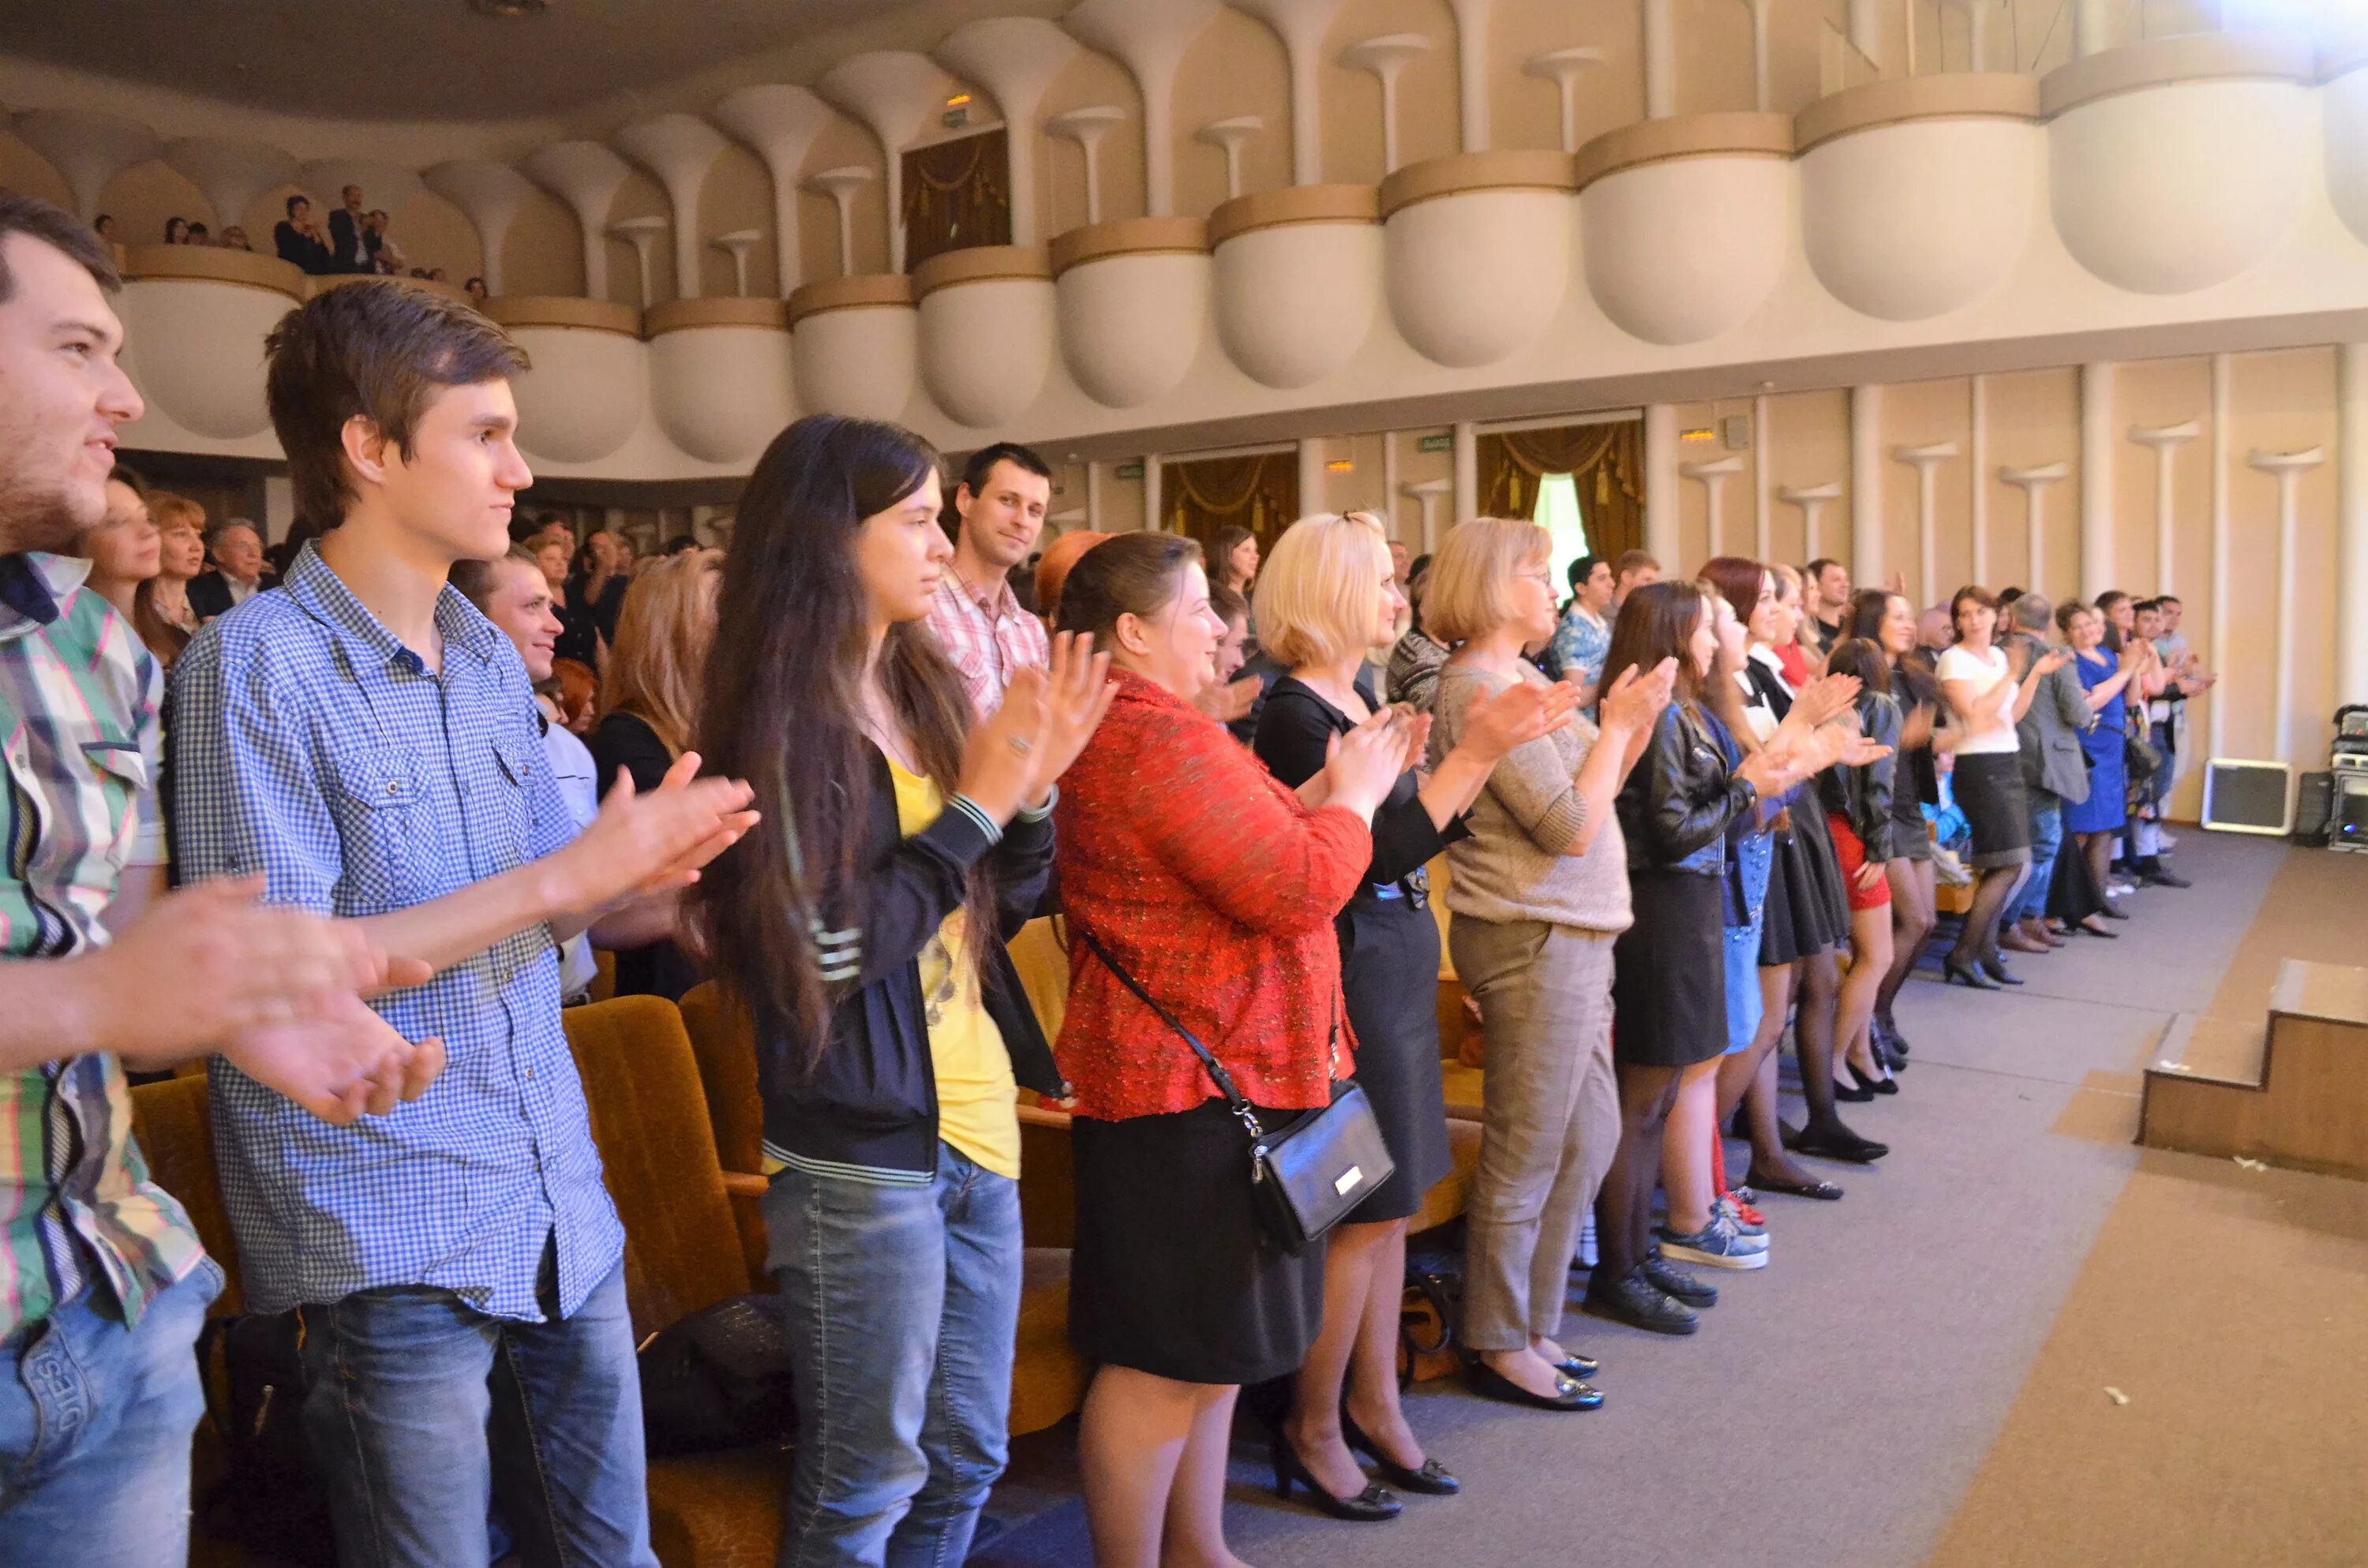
[1950,863,2031,967]
[1876,859,1933,1030]
[1790,950,1845,1133]
[1593,1061,1683,1283]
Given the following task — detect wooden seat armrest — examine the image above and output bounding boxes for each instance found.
[719,1171,770,1199]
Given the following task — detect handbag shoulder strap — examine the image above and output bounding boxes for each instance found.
[1073,926,1265,1140]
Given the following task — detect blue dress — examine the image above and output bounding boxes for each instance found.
[2064,649,2128,834]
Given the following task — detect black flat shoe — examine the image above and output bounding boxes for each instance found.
[1642,1254,1718,1307]
[1743,1166,1845,1200]
[1463,1357,1604,1410]
[1943,957,2000,990]
[1342,1414,1459,1495]
[1788,1125,1890,1163]
[2076,918,2120,938]
[1551,1352,1601,1380]
[1842,1061,1899,1098]
[1581,1270,1700,1336]
[1980,955,2025,986]
[1272,1435,1402,1521]
[1834,1071,1876,1102]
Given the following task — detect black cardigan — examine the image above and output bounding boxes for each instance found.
[759,749,1063,1177]
[1252,676,1467,908]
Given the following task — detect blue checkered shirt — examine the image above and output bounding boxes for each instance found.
[163,543,623,1322]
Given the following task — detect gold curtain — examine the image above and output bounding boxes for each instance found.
[1161,453,1300,559]
[1477,421,1646,563]
[901,128,1012,270]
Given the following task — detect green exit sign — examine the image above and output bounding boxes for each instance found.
[1417,432,1452,454]
[1115,462,1145,480]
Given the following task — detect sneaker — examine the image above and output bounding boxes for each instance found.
[1642,1253,1718,1307]
[1583,1270,1700,1335]
[1714,1193,1767,1235]
[1576,1213,1598,1270]
[1655,1212,1770,1270]
[2108,878,2138,898]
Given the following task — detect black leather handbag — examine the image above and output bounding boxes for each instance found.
[1076,927,1394,1254]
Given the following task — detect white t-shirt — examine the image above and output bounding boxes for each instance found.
[1935,643,2018,754]
[541,716,602,998]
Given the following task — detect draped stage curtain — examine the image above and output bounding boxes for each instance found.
[1160,452,1300,560]
[1478,420,1646,561]
[901,128,1012,270]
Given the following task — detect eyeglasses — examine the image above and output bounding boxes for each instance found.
[1516,568,1556,588]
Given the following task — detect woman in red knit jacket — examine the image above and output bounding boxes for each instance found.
[1051,531,1415,1568]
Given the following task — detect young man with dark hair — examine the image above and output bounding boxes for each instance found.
[0,192,440,1564]
[1804,556,1851,655]
[926,440,1053,717]
[167,279,759,1568]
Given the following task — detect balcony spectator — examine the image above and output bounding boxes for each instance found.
[93,213,114,241]
[163,216,189,245]
[274,194,332,275]
[185,221,209,246]
[328,184,372,274]
[365,208,407,274]
[219,225,252,252]
[465,275,489,303]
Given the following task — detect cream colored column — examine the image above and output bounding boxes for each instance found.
[1682,456,1744,559]
[2209,354,2233,757]
[2339,344,2368,705]
[1752,394,1774,559]
[1085,460,1105,529]
[2250,446,2325,764]
[1778,483,1842,563]
[1846,0,1882,66]
[2003,463,2068,595]
[1849,384,1883,593]
[1298,439,1328,519]
[2074,0,2112,57]
[1645,405,1681,566]
[1381,432,1403,541]
[1968,375,1989,586]
[1403,478,1452,552]
[1643,0,1678,118]
[1144,454,1163,532]
[2079,363,2115,600]
[1894,443,1958,608]
[2130,421,2200,593]
[1453,421,1479,530]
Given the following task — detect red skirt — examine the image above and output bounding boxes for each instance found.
[1827,811,1893,912]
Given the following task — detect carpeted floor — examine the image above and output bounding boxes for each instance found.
[972,833,2368,1568]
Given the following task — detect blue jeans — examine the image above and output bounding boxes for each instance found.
[2018,793,2063,924]
[766,1144,1022,1568]
[298,1247,656,1568]
[0,1259,222,1568]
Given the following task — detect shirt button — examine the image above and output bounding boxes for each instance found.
[523,1066,535,1081]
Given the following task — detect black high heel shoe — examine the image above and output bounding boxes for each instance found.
[1980,954,2025,986]
[1341,1413,1459,1496]
[1834,1068,1876,1103]
[1943,956,2000,990]
[1270,1435,1403,1521]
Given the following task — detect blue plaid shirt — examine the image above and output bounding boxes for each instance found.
[163,543,622,1322]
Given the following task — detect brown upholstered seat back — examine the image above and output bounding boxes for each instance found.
[128,1073,245,1319]
[563,996,751,1341]
[675,982,766,1176]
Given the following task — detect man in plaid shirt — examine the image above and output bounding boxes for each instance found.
[0,195,441,1566]
[924,442,1052,718]
[166,283,756,1568]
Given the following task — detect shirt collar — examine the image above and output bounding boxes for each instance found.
[952,563,1017,619]
[280,538,500,672]
[0,552,92,641]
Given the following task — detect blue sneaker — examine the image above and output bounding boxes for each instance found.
[1655,1212,1769,1270]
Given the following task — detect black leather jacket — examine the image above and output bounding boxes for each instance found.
[1617,703,1757,874]
[1819,690,1901,862]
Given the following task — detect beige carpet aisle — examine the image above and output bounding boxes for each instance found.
[980,834,2362,1568]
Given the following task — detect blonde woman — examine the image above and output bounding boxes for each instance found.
[1252,513,1573,1510]
[590,546,721,998]
[1427,518,1670,1401]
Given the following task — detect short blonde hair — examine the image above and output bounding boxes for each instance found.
[1253,511,1392,667]
[598,547,721,756]
[1422,516,1552,645]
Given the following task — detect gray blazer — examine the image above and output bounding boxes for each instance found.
[2012,632,2093,804]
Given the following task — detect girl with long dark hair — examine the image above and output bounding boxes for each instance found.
[1849,588,1942,1057]
[1819,637,1904,1096]
[691,414,1113,1568]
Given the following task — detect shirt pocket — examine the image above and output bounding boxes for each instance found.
[484,731,545,870]
[328,745,426,904]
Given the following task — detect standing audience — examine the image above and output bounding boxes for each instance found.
[1934,587,2062,988]
[187,518,275,620]
[924,442,1053,717]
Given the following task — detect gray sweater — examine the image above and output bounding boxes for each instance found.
[1428,661,1632,934]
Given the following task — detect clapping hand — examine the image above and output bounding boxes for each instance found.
[963,634,1116,820]
[1321,708,1422,818]
[1193,674,1261,724]
[222,997,446,1127]
[567,753,760,908]
[1458,678,1579,762]
[1598,658,1677,735]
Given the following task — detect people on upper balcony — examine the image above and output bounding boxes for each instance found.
[328,184,373,274]
[465,275,489,303]
[188,518,276,622]
[92,212,114,241]
[219,225,251,252]
[186,222,210,246]
[274,193,332,274]
[162,216,189,245]
[366,208,410,275]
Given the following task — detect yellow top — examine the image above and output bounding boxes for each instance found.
[887,758,1021,1180]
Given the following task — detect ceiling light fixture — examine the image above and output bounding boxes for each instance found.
[469,0,550,17]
